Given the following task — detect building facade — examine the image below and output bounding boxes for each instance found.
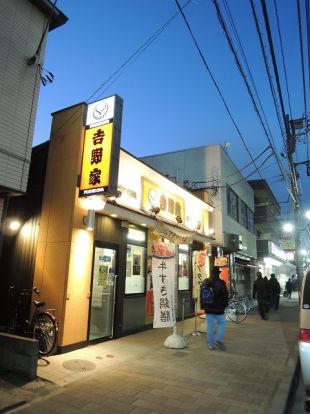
[249,179,296,291]
[0,0,67,237]
[141,145,258,297]
[2,98,216,352]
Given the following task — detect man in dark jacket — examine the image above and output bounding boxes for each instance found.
[253,271,270,320]
[269,273,281,310]
[201,267,229,351]
[285,278,293,298]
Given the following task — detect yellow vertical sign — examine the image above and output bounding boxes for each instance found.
[79,123,113,196]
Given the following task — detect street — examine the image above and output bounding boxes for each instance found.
[0,294,299,414]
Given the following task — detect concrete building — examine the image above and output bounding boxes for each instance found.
[0,0,67,234]
[249,179,295,291]
[141,144,257,296]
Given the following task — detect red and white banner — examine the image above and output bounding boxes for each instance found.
[152,256,176,328]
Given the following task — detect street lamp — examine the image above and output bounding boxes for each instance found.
[283,223,294,233]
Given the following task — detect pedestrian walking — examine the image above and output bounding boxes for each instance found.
[201,267,229,351]
[285,278,293,299]
[252,272,270,320]
[269,273,281,311]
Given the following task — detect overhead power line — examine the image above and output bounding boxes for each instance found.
[49,1,193,140]
[223,0,275,144]
[184,145,271,188]
[213,0,294,205]
[297,0,309,161]
[249,0,295,202]
[213,0,286,180]
[273,0,293,119]
[260,0,287,129]
[174,0,264,180]
[190,152,274,190]
[249,0,286,147]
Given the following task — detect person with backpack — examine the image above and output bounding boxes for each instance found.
[200,267,229,351]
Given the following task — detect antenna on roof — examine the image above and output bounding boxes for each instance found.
[223,141,231,154]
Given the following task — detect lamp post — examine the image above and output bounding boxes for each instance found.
[285,115,305,290]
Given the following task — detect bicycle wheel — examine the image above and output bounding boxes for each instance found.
[225,300,247,323]
[32,312,58,356]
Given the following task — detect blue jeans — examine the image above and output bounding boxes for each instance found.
[206,313,226,347]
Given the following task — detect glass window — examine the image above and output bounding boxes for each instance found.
[125,244,146,294]
[227,186,238,221]
[239,200,248,228]
[178,249,190,291]
[127,228,146,242]
[247,208,255,233]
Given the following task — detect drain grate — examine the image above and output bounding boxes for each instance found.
[63,359,96,372]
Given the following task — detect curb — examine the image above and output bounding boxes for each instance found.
[267,345,299,414]
[0,401,26,414]
[284,357,301,414]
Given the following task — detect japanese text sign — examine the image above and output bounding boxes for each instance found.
[152,256,176,328]
[79,123,114,196]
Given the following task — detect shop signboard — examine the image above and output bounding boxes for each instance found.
[280,240,296,250]
[141,177,185,223]
[79,95,123,197]
[214,256,228,267]
[153,220,194,244]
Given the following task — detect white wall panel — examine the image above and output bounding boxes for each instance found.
[0,0,47,194]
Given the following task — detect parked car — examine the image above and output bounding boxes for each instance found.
[299,270,310,412]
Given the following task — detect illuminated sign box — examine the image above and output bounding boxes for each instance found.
[79,95,123,197]
[86,96,116,127]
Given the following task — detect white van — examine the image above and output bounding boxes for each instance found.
[299,270,310,411]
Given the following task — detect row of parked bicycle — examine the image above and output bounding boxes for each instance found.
[197,293,256,323]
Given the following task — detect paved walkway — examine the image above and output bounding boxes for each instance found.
[0,294,300,414]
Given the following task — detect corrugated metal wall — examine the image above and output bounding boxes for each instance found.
[0,142,49,326]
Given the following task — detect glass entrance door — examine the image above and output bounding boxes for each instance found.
[89,247,117,341]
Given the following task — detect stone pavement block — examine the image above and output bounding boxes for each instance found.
[5,296,300,414]
[130,408,154,414]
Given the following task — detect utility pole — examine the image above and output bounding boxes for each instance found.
[285,115,303,289]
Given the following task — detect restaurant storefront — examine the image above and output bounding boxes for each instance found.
[32,96,215,352]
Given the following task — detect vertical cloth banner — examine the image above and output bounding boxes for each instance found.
[192,251,209,309]
[152,256,176,328]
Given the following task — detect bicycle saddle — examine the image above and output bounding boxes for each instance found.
[33,300,46,308]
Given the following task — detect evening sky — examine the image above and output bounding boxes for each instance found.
[33,0,309,230]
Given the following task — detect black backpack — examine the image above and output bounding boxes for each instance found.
[200,279,215,306]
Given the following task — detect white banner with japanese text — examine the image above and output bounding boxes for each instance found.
[152,256,176,328]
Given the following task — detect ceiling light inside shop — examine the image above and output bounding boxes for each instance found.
[111,214,118,218]
[127,228,146,242]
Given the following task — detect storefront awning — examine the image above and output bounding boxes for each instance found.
[153,220,195,244]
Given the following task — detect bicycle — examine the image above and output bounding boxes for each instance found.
[7,286,58,356]
[225,296,247,323]
[230,292,256,313]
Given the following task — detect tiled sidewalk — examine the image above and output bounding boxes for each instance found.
[1,294,299,414]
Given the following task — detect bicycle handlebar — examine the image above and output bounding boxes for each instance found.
[8,286,41,297]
